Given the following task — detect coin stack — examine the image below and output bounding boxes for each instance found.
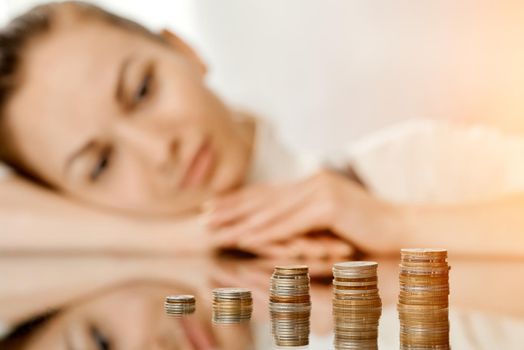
[164,295,196,317]
[212,288,253,324]
[398,248,450,349]
[332,261,382,350]
[269,265,311,347]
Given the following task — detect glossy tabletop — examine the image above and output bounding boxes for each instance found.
[1,255,523,349]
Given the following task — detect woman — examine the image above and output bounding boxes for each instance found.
[0,1,354,259]
[1,1,524,258]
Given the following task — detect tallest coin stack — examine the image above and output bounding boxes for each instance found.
[398,248,450,349]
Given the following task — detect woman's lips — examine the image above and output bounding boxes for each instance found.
[180,140,215,189]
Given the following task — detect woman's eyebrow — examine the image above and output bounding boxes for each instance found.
[115,55,134,105]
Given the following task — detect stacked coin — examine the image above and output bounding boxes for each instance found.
[164,295,196,317]
[332,261,382,350]
[269,265,311,347]
[212,288,253,324]
[398,248,450,349]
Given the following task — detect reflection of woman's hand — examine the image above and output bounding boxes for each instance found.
[208,170,402,254]
[249,235,354,259]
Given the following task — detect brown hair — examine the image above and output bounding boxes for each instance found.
[0,1,161,179]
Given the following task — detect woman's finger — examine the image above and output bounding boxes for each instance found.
[292,237,329,259]
[237,202,329,247]
[206,184,280,227]
[315,236,355,259]
[206,192,267,228]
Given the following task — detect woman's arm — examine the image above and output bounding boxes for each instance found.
[0,176,209,254]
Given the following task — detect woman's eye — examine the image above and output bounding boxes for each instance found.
[133,72,152,104]
[90,326,111,350]
[90,149,111,182]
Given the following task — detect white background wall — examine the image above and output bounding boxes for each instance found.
[3,0,524,153]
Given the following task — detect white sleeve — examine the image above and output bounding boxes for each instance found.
[345,119,524,204]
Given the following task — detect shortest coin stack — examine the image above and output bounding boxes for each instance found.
[212,288,253,324]
[398,248,450,350]
[332,261,382,350]
[164,295,196,317]
[269,265,311,347]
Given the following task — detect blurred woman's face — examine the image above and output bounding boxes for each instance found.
[5,16,253,214]
[22,284,218,350]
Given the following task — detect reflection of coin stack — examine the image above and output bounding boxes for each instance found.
[269,265,311,347]
[332,261,382,350]
[212,288,253,324]
[398,248,450,349]
[164,295,196,317]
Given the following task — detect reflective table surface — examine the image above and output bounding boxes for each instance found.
[1,255,523,349]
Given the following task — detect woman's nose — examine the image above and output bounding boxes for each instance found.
[114,121,179,169]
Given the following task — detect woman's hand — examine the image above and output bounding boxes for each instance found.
[207,169,403,254]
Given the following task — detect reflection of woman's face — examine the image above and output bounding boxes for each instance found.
[22,284,217,350]
[6,14,253,214]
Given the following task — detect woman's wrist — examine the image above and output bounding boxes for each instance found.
[78,214,212,255]
[144,215,212,255]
